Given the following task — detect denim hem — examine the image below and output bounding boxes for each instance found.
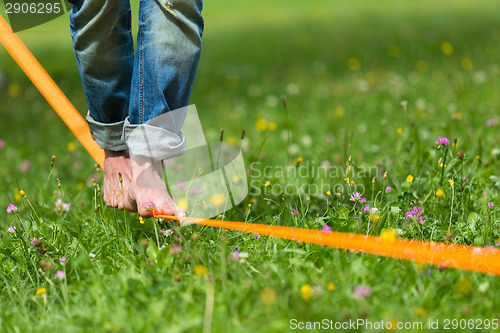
[86,113,128,151]
[122,117,186,161]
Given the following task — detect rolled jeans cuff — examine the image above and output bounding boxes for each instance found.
[86,113,128,151]
[122,117,186,161]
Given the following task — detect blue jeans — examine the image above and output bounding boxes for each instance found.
[69,0,203,154]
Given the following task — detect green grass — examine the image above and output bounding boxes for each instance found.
[2,0,500,331]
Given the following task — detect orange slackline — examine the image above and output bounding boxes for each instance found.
[2,15,500,276]
[0,15,105,168]
[158,215,500,276]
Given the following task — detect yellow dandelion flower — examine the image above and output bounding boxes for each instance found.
[36,287,47,296]
[448,179,454,187]
[326,282,335,292]
[177,198,189,211]
[335,106,345,117]
[416,60,428,73]
[416,308,428,317]
[347,57,361,71]
[267,122,277,131]
[194,265,208,275]
[260,287,277,305]
[396,127,403,134]
[455,277,472,294]
[476,155,480,159]
[67,142,77,152]
[8,83,20,97]
[436,188,444,198]
[369,211,380,223]
[296,156,303,163]
[461,57,473,70]
[300,284,312,301]
[209,193,226,207]
[350,180,355,187]
[380,229,396,242]
[139,216,144,224]
[388,319,399,331]
[344,177,349,183]
[19,190,25,197]
[250,198,256,204]
[265,181,271,187]
[255,118,267,132]
[441,42,454,55]
[326,190,331,196]
[406,175,413,183]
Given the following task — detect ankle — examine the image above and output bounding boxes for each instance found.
[105,149,129,159]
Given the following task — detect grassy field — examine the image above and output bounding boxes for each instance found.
[2,0,500,331]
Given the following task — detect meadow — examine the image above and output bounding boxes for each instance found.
[1,0,500,331]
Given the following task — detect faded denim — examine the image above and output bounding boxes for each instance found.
[69,0,203,152]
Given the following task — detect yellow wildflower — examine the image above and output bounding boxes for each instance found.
[326,282,335,292]
[406,175,413,183]
[326,190,331,196]
[388,319,399,331]
[441,42,453,55]
[416,308,428,317]
[265,181,270,187]
[67,142,77,152]
[300,284,312,301]
[369,211,380,223]
[456,277,472,295]
[177,198,189,211]
[139,216,144,224]
[335,106,345,117]
[461,57,473,70]
[347,57,361,71]
[396,127,403,134]
[19,190,25,197]
[267,122,277,131]
[209,193,226,207]
[416,60,428,73]
[8,83,20,97]
[448,179,454,187]
[436,188,444,198]
[36,287,47,296]
[296,156,303,163]
[255,118,267,132]
[260,288,277,305]
[194,265,208,275]
[380,229,396,242]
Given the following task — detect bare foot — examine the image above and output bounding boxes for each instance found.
[102,150,132,210]
[124,155,183,218]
